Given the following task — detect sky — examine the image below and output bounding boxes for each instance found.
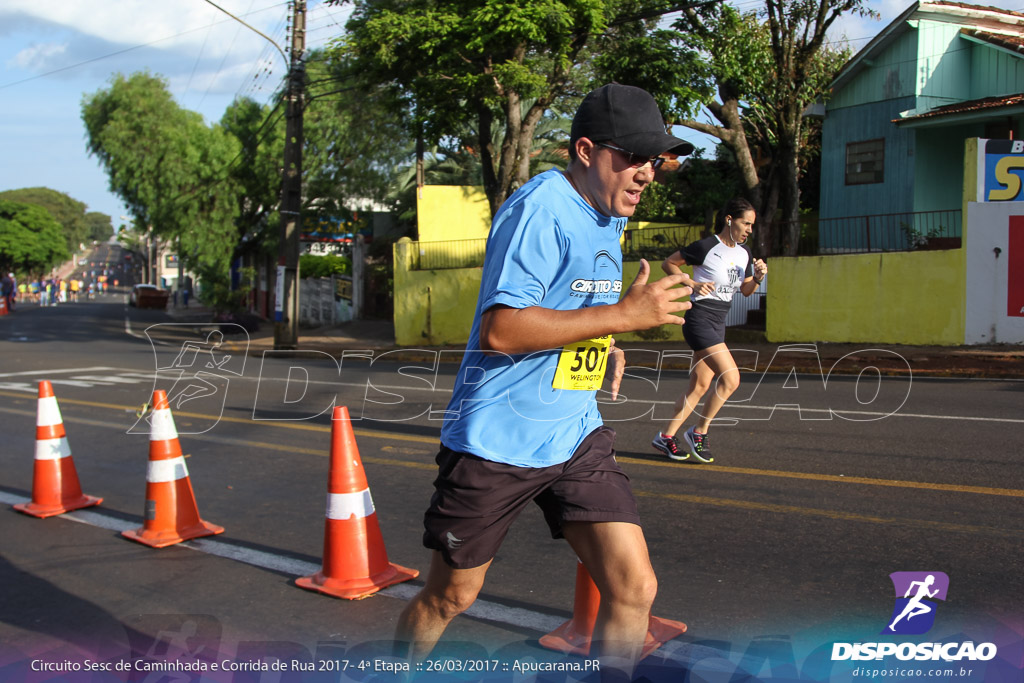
[2,0,1023,229]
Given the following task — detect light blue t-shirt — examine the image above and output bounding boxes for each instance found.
[439,169,626,467]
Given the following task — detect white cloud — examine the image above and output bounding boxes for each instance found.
[8,41,68,69]
[0,1,284,60]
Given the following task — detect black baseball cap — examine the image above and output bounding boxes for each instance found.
[570,83,694,158]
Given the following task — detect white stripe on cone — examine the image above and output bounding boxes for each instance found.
[149,408,178,442]
[147,456,189,483]
[326,489,375,520]
[37,396,62,427]
[35,437,71,461]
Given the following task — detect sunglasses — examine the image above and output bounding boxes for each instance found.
[597,142,665,170]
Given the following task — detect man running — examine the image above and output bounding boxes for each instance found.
[394,84,695,681]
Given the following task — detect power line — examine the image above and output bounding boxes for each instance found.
[0,1,290,92]
[196,0,256,112]
[202,0,288,64]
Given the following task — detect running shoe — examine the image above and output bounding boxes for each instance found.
[683,426,714,463]
[652,433,688,461]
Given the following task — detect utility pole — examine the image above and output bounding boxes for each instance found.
[274,0,306,349]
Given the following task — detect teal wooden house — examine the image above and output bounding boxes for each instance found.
[819,1,1024,251]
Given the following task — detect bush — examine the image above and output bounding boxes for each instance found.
[300,253,351,278]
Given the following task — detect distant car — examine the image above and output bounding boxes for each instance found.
[129,284,169,309]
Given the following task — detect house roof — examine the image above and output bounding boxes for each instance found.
[893,92,1024,126]
[959,27,1024,54]
[830,1,1024,93]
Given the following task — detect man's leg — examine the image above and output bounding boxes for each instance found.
[394,551,491,662]
[563,521,657,681]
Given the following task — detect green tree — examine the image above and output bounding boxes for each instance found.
[0,200,71,275]
[634,147,742,227]
[82,72,241,303]
[330,0,681,218]
[299,252,351,278]
[220,96,284,255]
[669,0,872,255]
[302,49,411,221]
[83,211,114,243]
[0,187,89,254]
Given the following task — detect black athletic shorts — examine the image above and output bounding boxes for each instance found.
[683,301,730,351]
[422,426,640,569]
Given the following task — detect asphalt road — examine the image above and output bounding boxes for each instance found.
[1,278,1021,683]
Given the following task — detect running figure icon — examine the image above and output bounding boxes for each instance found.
[888,574,939,631]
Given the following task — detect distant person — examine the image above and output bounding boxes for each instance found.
[1,273,13,312]
[651,197,767,464]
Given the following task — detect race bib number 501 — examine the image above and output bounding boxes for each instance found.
[552,335,611,391]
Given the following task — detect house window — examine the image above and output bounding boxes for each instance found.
[845,139,885,185]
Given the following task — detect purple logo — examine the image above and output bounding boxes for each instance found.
[882,571,949,635]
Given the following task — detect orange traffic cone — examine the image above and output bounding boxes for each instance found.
[122,390,223,548]
[539,559,687,659]
[297,406,418,599]
[14,381,102,518]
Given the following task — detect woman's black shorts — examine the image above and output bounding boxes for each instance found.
[682,301,730,351]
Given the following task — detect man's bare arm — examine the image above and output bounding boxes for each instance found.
[480,259,692,355]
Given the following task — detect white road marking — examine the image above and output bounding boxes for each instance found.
[0,366,118,378]
[0,490,564,634]
[0,367,1020,425]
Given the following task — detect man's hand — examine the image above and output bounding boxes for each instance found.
[616,259,692,330]
[480,260,692,355]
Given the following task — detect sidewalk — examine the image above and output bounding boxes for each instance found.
[167,303,1023,379]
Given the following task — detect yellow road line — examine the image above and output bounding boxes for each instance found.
[210,436,437,471]
[632,490,1021,539]
[1,392,1020,499]
[0,391,436,445]
[616,456,1024,498]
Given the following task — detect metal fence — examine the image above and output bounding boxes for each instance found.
[408,209,963,269]
[726,280,766,327]
[410,238,488,271]
[781,209,962,256]
[622,224,704,261]
[405,224,765,328]
[408,223,705,271]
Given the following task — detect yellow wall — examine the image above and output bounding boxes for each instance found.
[613,260,688,344]
[395,243,968,347]
[399,186,969,348]
[765,249,966,345]
[393,241,694,346]
[416,186,490,242]
[393,238,483,346]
